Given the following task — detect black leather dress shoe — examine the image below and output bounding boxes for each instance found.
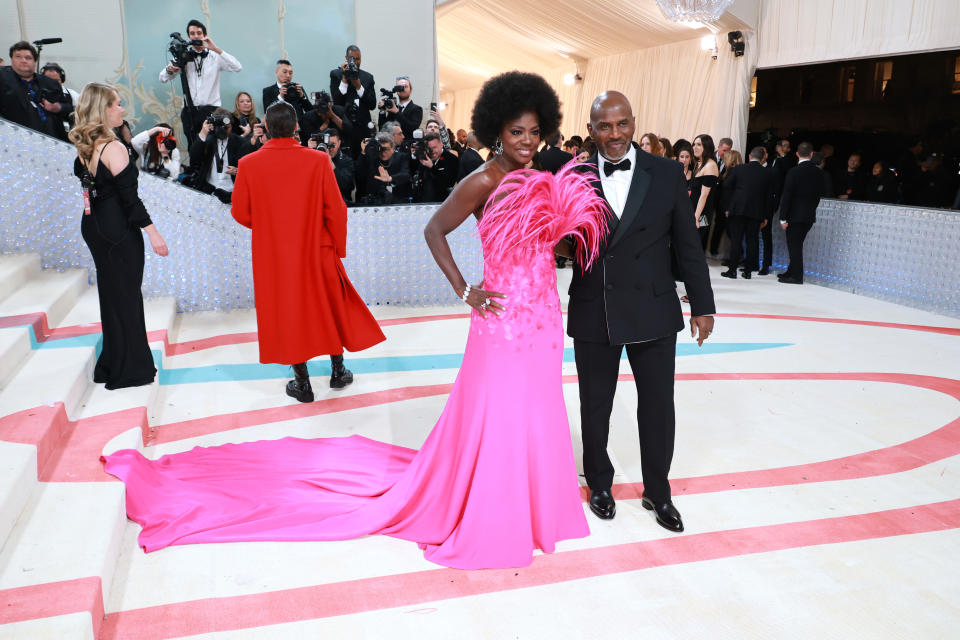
[778,276,803,285]
[740,270,752,279]
[589,490,616,520]
[757,268,769,276]
[641,495,684,532]
[285,378,314,403]
[720,269,737,279]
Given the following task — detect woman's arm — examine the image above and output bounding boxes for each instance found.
[693,161,719,221]
[423,168,506,317]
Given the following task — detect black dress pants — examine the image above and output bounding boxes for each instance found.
[726,216,761,274]
[574,333,677,502]
[759,218,773,271]
[180,104,217,149]
[785,221,813,280]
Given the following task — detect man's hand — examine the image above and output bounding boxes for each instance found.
[386,103,399,114]
[307,137,318,149]
[199,119,213,137]
[690,315,714,347]
[225,165,237,177]
[429,109,445,128]
[419,155,434,168]
[166,64,181,75]
[40,99,62,113]
[202,36,221,54]
[374,165,391,182]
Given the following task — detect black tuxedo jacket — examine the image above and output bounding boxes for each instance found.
[568,148,716,345]
[262,84,313,123]
[300,105,354,147]
[537,146,574,174]
[779,161,828,225]
[0,67,69,140]
[458,147,484,180]
[377,101,423,140]
[188,133,251,191]
[723,161,775,220]
[329,68,376,131]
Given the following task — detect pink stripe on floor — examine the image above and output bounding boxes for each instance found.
[0,576,103,635]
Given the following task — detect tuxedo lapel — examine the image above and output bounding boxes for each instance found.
[607,152,651,249]
[587,153,618,237]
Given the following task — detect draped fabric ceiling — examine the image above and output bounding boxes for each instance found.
[437,0,754,148]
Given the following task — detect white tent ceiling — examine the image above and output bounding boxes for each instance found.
[437,0,752,93]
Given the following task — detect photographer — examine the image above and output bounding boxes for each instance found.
[187,108,251,203]
[262,59,312,126]
[160,20,242,147]
[457,130,485,181]
[300,90,352,150]
[376,76,422,140]
[131,123,181,181]
[328,45,375,158]
[360,132,410,205]
[308,128,354,204]
[412,132,458,203]
[0,41,70,141]
[39,62,76,131]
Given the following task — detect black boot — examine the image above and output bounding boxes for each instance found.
[330,354,354,389]
[285,362,314,403]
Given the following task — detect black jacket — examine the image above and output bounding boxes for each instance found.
[537,146,574,174]
[779,160,828,225]
[363,151,411,204]
[262,84,313,124]
[377,101,423,140]
[722,161,776,220]
[458,147,484,181]
[414,150,459,202]
[188,133,251,192]
[328,149,355,203]
[568,148,716,345]
[300,105,354,149]
[0,67,70,140]
[835,169,868,200]
[329,67,376,134]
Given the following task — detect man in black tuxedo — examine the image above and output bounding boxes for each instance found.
[720,147,775,280]
[563,92,716,532]
[377,76,422,140]
[536,130,573,174]
[262,59,312,129]
[329,45,376,159]
[457,130,484,181]
[187,108,252,203]
[778,142,827,284]
[0,41,70,141]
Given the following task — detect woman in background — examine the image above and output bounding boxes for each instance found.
[659,137,674,159]
[231,91,259,140]
[640,132,662,157]
[690,134,719,248]
[69,83,170,389]
[130,123,180,180]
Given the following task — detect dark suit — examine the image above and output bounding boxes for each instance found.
[299,106,354,150]
[722,161,775,274]
[187,133,252,199]
[329,67,376,157]
[0,67,70,141]
[569,148,716,502]
[413,150,459,203]
[377,100,423,140]
[361,151,411,204]
[537,146,573,174]
[457,147,484,181]
[779,160,828,281]
[262,84,313,126]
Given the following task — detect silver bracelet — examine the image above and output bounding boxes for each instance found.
[461,283,471,303]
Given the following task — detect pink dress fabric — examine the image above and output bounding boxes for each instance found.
[103,165,609,569]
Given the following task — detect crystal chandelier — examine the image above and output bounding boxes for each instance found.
[655,0,734,23]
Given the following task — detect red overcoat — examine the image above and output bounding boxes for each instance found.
[231,138,385,364]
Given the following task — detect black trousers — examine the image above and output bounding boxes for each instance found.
[709,206,727,255]
[785,221,813,280]
[759,218,773,271]
[180,104,217,149]
[726,216,761,274]
[574,333,677,502]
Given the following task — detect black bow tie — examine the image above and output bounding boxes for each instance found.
[603,158,631,177]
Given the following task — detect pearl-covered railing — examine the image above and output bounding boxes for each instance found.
[0,117,481,311]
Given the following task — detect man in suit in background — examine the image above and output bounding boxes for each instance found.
[0,41,70,140]
[262,59,312,130]
[562,91,715,532]
[721,146,775,280]
[537,130,573,174]
[329,45,376,159]
[457,130,484,181]
[377,76,422,140]
[778,141,826,285]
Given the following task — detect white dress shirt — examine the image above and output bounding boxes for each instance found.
[338,79,365,110]
[597,144,637,219]
[207,138,233,192]
[159,49,242,107]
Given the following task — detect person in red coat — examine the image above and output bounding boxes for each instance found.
[232,102,385,402]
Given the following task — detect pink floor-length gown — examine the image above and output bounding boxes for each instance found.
[103,165,609,569]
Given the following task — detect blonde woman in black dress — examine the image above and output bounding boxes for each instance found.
[69,83,169,389]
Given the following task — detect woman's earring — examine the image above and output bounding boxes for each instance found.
[494,138,503,155]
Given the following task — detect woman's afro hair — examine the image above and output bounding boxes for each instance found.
[470,71,562,149]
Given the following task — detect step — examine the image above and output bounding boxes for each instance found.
[0,327,30,390]
[0,442,36,549]
[0,612,95,640]
[0,347,95,421]
[0,482,126,613]
[0,269,88,330]
[0,254,40,303]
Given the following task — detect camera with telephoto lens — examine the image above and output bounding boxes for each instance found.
[310,130,333,152]
[409,141,429,162]
[312,90,331,113]
[146,163,171,179]
[167,32,203,68]
[344,56,360,81]
[205,114,231,140]
[284,82,300,99]
[38,87,62,105]
[157,132,177,152]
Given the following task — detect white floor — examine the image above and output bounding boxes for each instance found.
[1,254,959,639]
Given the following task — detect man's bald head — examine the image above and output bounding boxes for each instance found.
[587,91,636,162]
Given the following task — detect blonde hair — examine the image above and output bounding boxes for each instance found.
[68,82,118,163]
[721,149,743,180]
[232,91,259,124]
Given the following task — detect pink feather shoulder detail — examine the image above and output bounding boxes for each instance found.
[477,163,611,269]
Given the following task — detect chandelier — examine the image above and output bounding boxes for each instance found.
[654,0,734,23]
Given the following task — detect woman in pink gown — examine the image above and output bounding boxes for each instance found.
[103,72,609,569]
